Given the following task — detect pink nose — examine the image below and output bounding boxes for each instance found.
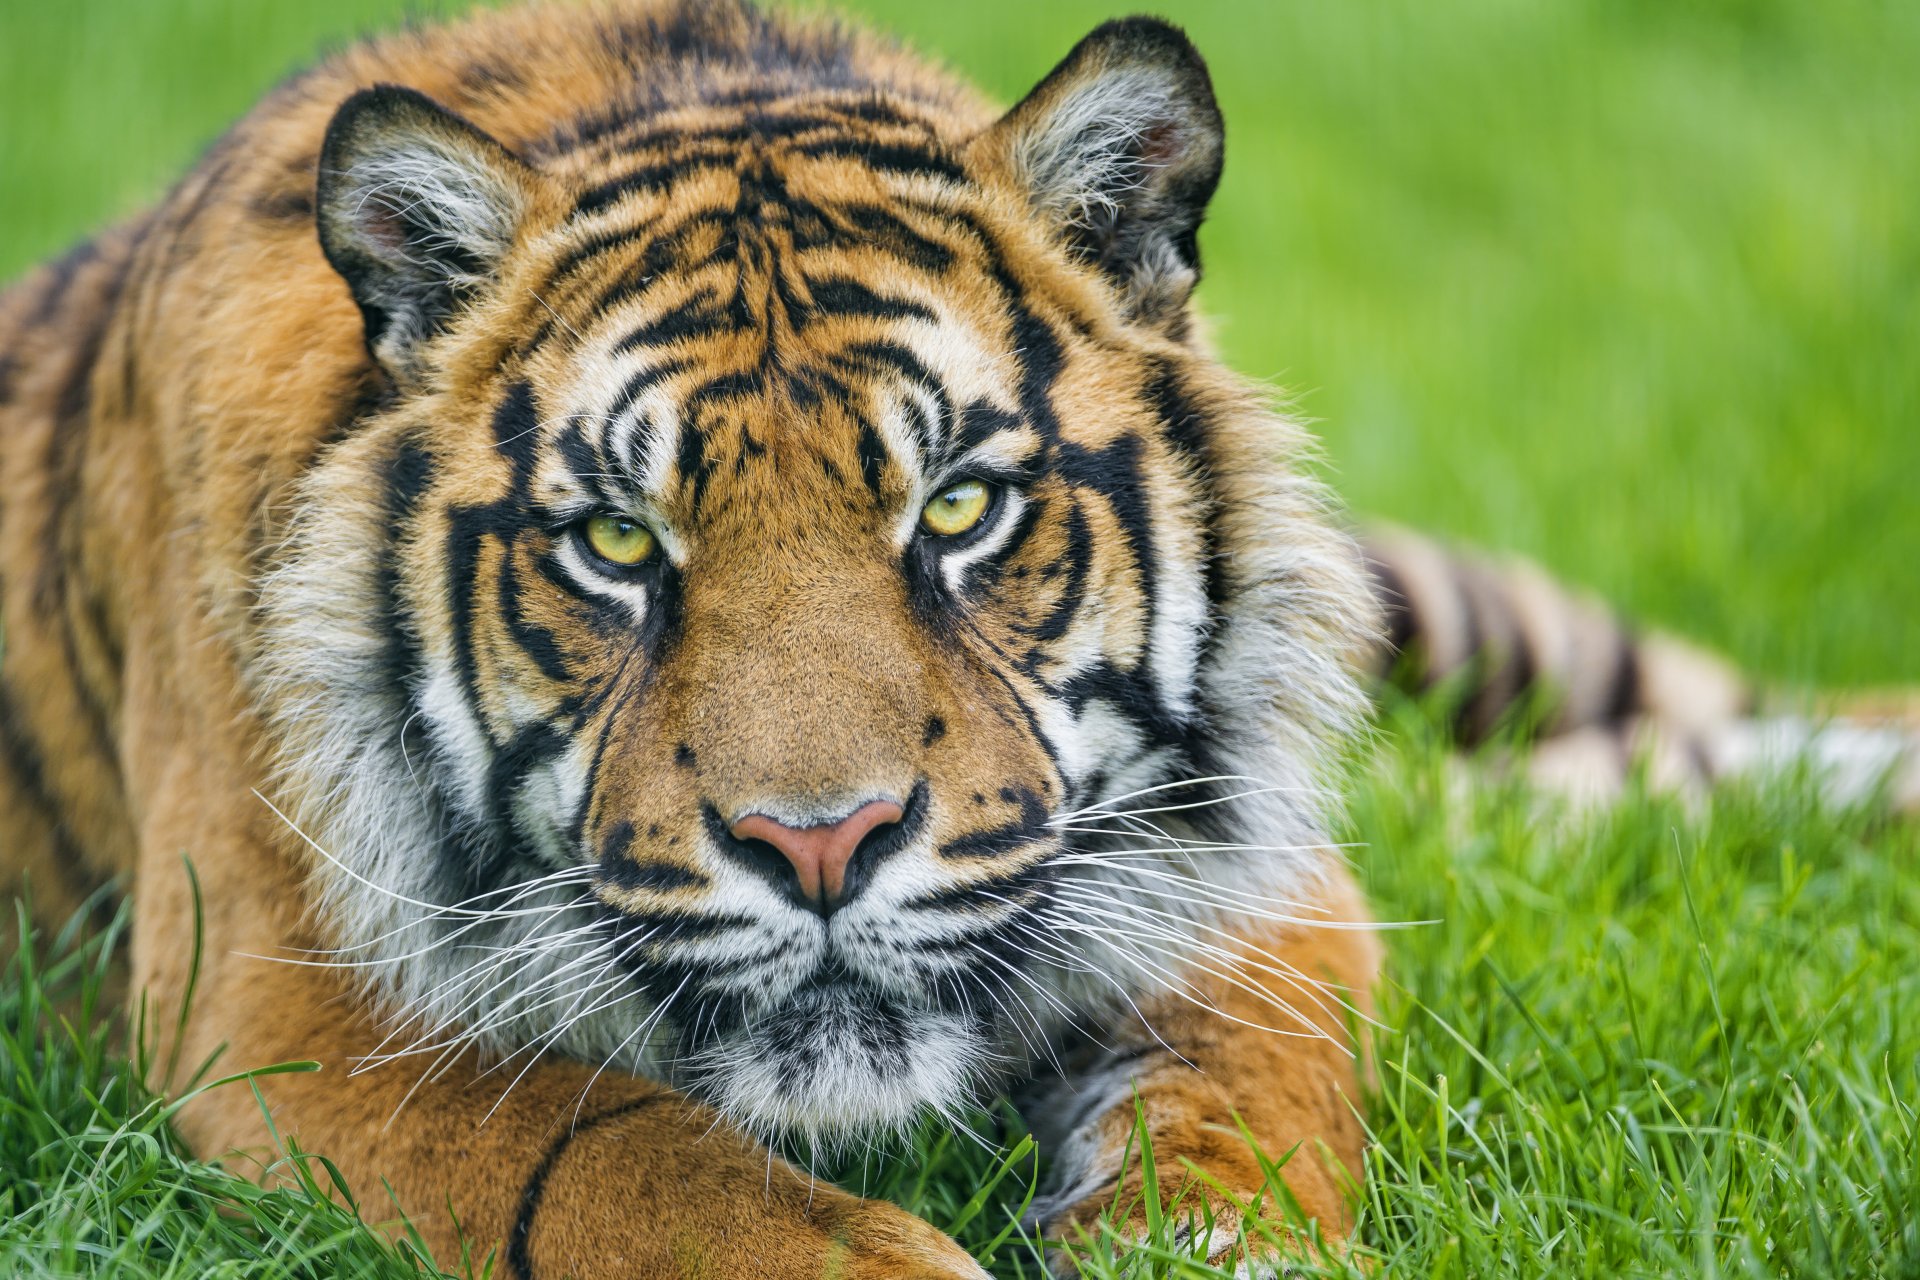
[729,799,905,910]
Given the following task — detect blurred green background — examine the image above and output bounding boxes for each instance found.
[4,0,1915,685]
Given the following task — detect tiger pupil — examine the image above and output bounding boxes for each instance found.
[584,514,655,567]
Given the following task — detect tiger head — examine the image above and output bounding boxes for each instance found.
[258,7,1375,1146]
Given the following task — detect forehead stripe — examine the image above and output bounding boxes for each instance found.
[798,277,936,327]
[855,419,890,499]
[786,136,964,181]
[608,357,692,425]
[492,379,542,478]
[612,293,733,353]
[575,159,730,218]
[579,103,941,158]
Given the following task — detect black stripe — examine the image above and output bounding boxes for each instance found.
[598,824,709,892]
[674,411,715,513]
[508,1095,669,1280]
[1145,358,1207,462]
[492,380,542,480]
[1143,366,1227,715]
[1605,629,1641,722]
[830,339,936,391]
[1364,553,1417,675]
[953,400,1022,455]
[554,95,934,157]
[373,439,434,709]
[487,720,568,849]
[574,159,729,218]
[938,785,1049,860]
[1442,558,1485,738]
[542,219,658,293]
[956,491,1045,598]
[788,136,964,181]
[818,204,954,272]
[854,418,889,498]
[601,858,708,893]
[680,368,763,414]
[1014,502,1093,645]
[1060,434,1175,723]
[249,185,313,223]
[612,292,735,352]
[607,357,691,425]
[26,240,101,325]
[0,680,107,919]
[35,244,135,780]
[797,276,935,327]
[498,548,572,684]
[443,500,527,742]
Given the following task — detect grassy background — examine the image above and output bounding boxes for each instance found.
[3,1,1917,1277]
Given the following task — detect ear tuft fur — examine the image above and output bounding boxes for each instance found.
[316,86,534,381]
[979,18,1224,330]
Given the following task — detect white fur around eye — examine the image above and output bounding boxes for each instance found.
[554,531,654,621]
[892,423,1038,551]
[934,488,1027,594]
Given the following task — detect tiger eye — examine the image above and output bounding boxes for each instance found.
[920,480,993,537]
[582,514,655,567]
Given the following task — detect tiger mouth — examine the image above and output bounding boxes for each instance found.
[668,970,999,1143]
[586,900,1011,1139]
[574,816,1070,1139]
[655,960,993,1055]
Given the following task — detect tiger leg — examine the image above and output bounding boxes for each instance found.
[130,741,985,1280]
[1028,864,1380,1274]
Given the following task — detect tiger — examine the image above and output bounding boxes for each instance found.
[0,2,1912,1277]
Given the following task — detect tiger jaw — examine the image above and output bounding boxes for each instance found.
[590,819,1062,1142]
[676,978,993,1146]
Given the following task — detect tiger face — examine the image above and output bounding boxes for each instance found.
[258,14,1375,1145]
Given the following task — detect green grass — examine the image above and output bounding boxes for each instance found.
[0,900,471,1278]
[3,0,1917,1276]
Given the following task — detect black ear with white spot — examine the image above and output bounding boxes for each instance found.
[317,85,536,381]
[978,17,1224,331]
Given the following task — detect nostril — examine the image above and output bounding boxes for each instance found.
[708,785,927,915]
[708,808,817,904]
[734,833,803,892]
[836,781,927,905]
[850,810,902,859]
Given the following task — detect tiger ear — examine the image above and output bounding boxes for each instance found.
[974,17,1224,332]
[316,86,537,382]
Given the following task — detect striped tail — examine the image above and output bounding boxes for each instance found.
[1359,525,1920,811]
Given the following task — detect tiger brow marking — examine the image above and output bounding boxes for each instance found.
[554,93,941,159]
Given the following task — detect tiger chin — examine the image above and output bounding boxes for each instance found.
[13,2,1902,1278]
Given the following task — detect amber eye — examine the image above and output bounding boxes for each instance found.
[581,514,656,567]
[919,479,994,538]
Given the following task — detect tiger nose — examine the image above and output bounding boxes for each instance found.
[729,799,906,913]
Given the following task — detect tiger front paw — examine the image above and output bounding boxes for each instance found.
[1037,1159,1349,1279]
[516,1116,986,1280]
[806,1195,993,1280]
[560,1193,986,1280]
